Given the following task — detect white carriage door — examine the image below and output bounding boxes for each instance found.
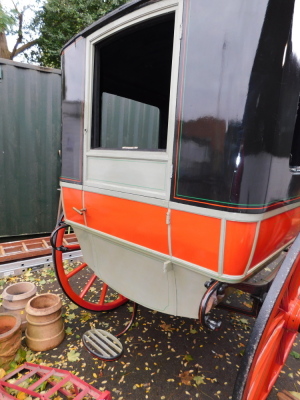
[83,2,181,201]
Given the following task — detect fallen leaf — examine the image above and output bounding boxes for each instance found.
[17,392,27,400]
[193,375,206,385]
[67,350,80,362]
[65,313,76,320]
[68,303,78,310]
[65,327,73,335]
[239,318,249,325]
[184,354,193,362]
[290,392,300,399]
[291,351,300,359]
[179,371,194,385]
[159,323,174,332]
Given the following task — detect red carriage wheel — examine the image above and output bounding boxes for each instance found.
[51,219,128,312]
[232,235,300,400]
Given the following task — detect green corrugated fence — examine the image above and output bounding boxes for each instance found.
[0,58,61,238]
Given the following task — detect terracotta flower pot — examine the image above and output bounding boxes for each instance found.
[2,282,37,331]
[25,293,65,352]
[0,313,22,369]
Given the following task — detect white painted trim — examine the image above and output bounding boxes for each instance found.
[60,181,300,223]
[60,181,300,232]
[65,218,293,284]
[88,0,179,44]
[60,182,83,190]
[167,208,173,256]
[83,184,170,208]
[218,219,226,276]
[245,238,294,277]
[66,219,171,262]
[244,220,261,275]
[86,149,169,161]
[83,0,182,201]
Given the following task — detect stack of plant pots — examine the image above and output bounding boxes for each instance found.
[0,313,22,369]
[2,282,37,331]
[25,293,65,351]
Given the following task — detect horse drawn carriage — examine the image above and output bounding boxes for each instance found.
[51,0,300,398]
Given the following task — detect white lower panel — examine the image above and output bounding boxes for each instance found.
[86,156,168,199]
[73,225,209,319]
[173,265,208,319]
[75,226,176,315]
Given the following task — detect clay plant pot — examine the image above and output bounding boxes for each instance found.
[2,282,37,331]
[0,313,22,369]
[25,294,65,352]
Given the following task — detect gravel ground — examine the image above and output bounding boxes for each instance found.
[0,265,300,400]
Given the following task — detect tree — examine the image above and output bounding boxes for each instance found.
[35,0,128,68]
[0,1,39,60]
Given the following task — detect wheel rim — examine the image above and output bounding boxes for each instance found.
[52,220,128,311]
[233,235,300,400]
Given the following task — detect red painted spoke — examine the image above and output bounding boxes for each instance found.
[287,270,300,302]
[64,244,80,251]
[99,283,108,305]
[66,263,88,279]
[277,330,296,367]
[79,274,97,299]
[247,315,285,399]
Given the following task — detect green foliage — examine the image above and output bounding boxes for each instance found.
[35,0,128,68]
[0,3,15,32]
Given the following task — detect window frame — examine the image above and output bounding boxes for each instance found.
[84,0,181,163]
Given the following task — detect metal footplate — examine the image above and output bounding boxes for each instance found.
[82,329,123,361]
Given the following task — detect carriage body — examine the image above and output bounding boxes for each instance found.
[60,0,300,319]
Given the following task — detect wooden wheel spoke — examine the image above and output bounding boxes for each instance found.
[99,283,108,305]
[277,330,296,371]
[79,274,97,299]
[286,271,300,302]
[63,244,81,251]
[247,318,285,398]
[66,262,88,279]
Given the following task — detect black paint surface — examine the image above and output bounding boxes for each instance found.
[172,0,300,213]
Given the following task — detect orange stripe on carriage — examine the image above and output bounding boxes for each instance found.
[250,207,300,268]
[62,187,85,225]
[84,191,169,254]
[223,221,257,275]
[63,188,170,255]
[171,210,221,272]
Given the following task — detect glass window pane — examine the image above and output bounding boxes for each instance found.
[91,13,175,151]
[101,93,160,149]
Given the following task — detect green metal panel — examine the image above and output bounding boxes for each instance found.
[0,59,61,238]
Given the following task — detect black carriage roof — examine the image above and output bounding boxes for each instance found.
[62,0,159,51]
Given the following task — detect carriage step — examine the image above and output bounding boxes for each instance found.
[82,329,123,361]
